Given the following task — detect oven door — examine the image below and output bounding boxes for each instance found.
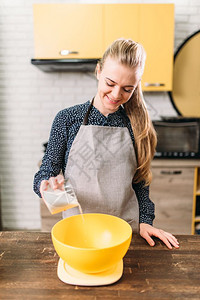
[153,121,200,158]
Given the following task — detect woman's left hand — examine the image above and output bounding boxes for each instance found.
[140,223,179,249]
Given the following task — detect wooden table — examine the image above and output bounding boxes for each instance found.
[0,232,200,299]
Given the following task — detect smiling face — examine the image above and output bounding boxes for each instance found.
[94,56,142,116]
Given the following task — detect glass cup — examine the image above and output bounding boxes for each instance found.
[42,177,79,215]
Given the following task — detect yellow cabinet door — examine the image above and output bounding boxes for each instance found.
[104,4,139,51]
[33,4,103,59]
[139,4,174,91]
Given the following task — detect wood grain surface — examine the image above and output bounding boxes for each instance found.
[0,232,200,299]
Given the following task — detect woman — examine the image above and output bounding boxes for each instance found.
[33,38,179,249]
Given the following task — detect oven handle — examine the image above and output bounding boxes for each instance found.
[160,170,182,175]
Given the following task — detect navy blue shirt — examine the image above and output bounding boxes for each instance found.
[33,100,155,225]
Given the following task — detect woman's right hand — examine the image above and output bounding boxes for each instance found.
[40,174,65,198]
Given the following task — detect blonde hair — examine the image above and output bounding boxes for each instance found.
[98,38,157,185]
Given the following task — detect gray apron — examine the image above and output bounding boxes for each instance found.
[63,100,139,232]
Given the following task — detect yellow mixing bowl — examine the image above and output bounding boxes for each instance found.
[51,213,132,274]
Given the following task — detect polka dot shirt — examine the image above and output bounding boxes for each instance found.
[33,100,155,225]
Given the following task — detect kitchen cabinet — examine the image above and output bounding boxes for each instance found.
[192,167,200,234]
[104,4,139,49]
[33,4,104,59]
[139,4,174,91]
[32,4,174,91]
[104,4,174,91]
[150,166,194,234]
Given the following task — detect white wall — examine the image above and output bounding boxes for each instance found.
[0,0,199,230]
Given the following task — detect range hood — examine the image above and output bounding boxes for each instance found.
[31,59,99,72]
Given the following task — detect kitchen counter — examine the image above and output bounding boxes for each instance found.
[151,158,200,168]
[0,232,200,299]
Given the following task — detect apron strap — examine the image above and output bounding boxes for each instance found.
[83,99,94,125]
[83,98,128,127]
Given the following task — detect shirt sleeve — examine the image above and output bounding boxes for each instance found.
[132,181,155,225]
[33,110,67,198]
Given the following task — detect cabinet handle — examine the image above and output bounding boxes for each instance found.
[60,50,79,56]
[144,83,165,87]
[160,170,182,175]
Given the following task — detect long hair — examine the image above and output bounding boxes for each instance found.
[98,38,157,185]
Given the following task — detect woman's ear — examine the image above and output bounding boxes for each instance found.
[96,63,101,80]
